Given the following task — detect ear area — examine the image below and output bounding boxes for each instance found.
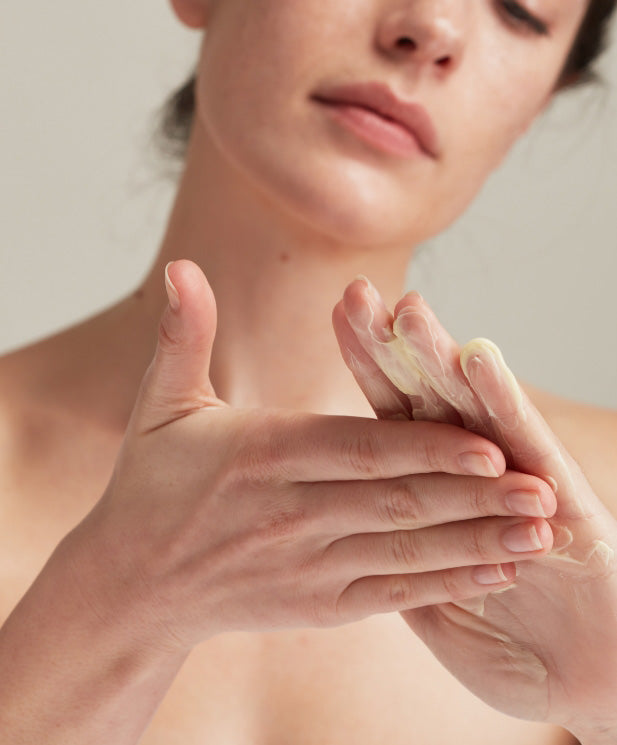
[168,0,209,29]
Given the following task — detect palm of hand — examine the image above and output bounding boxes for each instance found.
[332,279,617,736]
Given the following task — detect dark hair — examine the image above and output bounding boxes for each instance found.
[151,1,616,166]
[557,0,616,87]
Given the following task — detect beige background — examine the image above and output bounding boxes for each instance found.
[1,3,616,407]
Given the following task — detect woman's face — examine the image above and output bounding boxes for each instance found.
[172,0,588,247]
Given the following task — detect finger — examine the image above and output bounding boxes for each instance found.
[305,469,556,536]
[324,516,553,577]
[332,300,413,421]
[133,260,226,435]
[460,339,590,519]
[342,278,463,425]
[249,412,506,483]
[335,562,518,620]
[392,291,497,440]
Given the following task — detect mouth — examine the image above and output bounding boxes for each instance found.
[312,99,425,159]
[311,82,440,160]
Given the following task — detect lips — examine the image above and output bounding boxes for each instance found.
[311,81,440,159]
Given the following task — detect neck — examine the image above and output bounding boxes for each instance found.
[134,119,416,417]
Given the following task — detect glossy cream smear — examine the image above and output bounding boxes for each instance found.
[359,308,615,598]
[360,319,616,681]
[360,306,616,684]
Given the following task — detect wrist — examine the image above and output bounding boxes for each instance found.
[0,531,190,743]
[57,510,202,656]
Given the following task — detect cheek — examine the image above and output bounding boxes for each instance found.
[419,62,555,238]
[447,52,554,193]
[195,2,331,161]
[198,0,345,111]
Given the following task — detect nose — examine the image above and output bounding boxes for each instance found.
[376,0,466,74]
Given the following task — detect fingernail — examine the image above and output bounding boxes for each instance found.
[472,563,517,585]
[505,490,548,517]
[502,522,544,552]
[459,452,500,478]
[543,475,558,494]
[405,290,425,304]
[165,262,180,312]
[354,274,382,304]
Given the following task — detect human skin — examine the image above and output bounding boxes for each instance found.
[1,260,560,742]
[115,0,588,423]
[332,277,617,743]
[0,0,604,742]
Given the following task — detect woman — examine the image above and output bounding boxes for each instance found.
[0,0,616,743]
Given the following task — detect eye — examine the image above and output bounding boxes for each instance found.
[498,0,549,36]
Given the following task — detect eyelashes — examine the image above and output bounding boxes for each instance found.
[498,0,550,36]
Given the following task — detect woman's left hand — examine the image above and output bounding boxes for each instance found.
[332,276,617,743]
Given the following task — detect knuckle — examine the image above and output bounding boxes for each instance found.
[463,521,492,563]
[388,576,418,608]
[157,317,183,354]
[466,480,493,516]
[380,480,423,529]
[158,314,214,360]
[440,570,469,602]
[343,431,384,478]
[254,503,307,544]
[234,415,290,484]
[391,530,423,570]
[417,436,444,473]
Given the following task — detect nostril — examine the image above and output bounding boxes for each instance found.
[435,55,452,68]
[397,37,417,50]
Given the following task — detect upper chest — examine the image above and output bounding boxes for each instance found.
[138,619,574,745]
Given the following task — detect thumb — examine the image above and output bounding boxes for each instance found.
[132,259,227,434]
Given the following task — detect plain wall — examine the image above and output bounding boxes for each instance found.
[2,3,616,407]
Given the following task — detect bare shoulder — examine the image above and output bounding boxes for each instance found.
[0,322,87,405]
[0,339,47,442]
[520,380,617,440]
[0,333,81,480]
[0,330,77,437]
[520,381,617,518]
[0,293,156,440]
[0,330,130,548]
[0,312,137,490]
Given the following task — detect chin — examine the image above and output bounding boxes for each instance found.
[285,186,416,248]
[254,151,436,249]
[201,110,446,249]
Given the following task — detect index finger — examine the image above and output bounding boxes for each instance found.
[393,291,495,437]
[332,299,413,422]
[341,278,463,425]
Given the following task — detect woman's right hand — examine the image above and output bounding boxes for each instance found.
[60,260,556,655]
